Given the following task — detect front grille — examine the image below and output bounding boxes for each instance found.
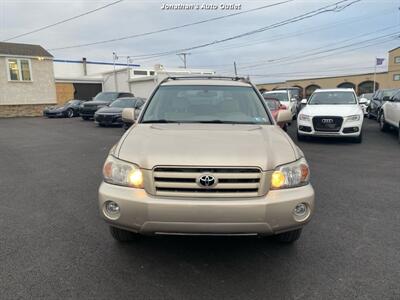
[153,167,262,198]
[312,116,343,132]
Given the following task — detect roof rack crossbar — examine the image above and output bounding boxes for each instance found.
[160,75,250,83]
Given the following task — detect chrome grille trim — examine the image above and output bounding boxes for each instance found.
[153,166,263,198]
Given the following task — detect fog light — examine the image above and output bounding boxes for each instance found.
[105,201,120,218]
[293,203,307,217]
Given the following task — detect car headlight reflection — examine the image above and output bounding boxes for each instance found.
[103,155,144,188]
[298,114,311,121]
[271,158,310,189]
[345,114,361,122]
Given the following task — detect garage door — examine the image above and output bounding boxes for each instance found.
[73,83,102,101]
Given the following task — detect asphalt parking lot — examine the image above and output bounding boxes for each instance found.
[0,117,399,299]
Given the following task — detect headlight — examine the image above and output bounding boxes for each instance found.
[103,155,144,188]
[345,115,361,122]
[271,158,310,189]
[298,114,311,121]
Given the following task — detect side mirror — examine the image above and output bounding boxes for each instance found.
[276,109,292,124]
[301,99,307,105]
[290,98,296,102]
[122,108,135,123]
[382,96,390,102]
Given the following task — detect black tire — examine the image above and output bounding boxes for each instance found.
[282,123,288,132]
[398,123,400,144]
[66,108,74,118]
[380,112,389,131]
[82,116,90,121]
[353,130,362,143]
[274,228,302,243]
[297,131,305,141]
[109,226,138,242]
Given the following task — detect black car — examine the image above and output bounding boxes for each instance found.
[43,100,83,118]
[94,97,145,127]
[368,89,398,120]
[79,92,134,120]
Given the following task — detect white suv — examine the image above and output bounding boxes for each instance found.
[380,89,400,143]
[297,89,364,143]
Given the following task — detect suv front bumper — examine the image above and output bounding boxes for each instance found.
[98,182,315,235]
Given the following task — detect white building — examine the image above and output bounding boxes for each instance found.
[53,59,215,102]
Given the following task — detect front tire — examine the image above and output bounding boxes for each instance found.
[109,226,138,242]
[274,228,302,243]
[353,130,363,143]
[380,112,389,131]
[297,131,306,141]
[66,108,74,118]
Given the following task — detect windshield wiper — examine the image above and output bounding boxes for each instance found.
[141,119,179,123]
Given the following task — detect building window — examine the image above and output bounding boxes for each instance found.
[395,56,400,64]
[394,74,400,81]
[7,58,32,81]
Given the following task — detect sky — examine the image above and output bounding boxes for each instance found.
[0,0,399,83]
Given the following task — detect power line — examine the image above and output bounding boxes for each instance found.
[125,0,362,61]
[186,9,393,60]
[48,0,294,51]
[235,26,399,71]
[3,0,124,42]
[189,8,396,67]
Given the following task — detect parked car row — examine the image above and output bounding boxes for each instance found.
[296,88,400,143]
[43,92,146,129]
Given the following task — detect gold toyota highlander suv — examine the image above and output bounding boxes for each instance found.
[98,76,315,243]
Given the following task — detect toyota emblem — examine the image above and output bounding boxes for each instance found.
[198,174,217,188]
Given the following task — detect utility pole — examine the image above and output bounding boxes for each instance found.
[234,61,238,76]
[177,52,190,69]
[113,52,119,92]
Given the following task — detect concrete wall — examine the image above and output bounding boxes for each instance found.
[0,57,57,106]
[103,70,131,93]
[130,76,161,98]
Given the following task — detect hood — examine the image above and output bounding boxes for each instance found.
[46,105,65,111]
[96,107,123,114]
[301,104,362,116]
[117,124,299,171]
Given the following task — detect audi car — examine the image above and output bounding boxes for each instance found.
[297,89,364,143]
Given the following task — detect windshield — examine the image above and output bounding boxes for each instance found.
[309,91,357,105]
[263,92,289,102]
[110,99,136,108]
[382,90,397,98]
[141,85,271,124]
[94,92,119,101]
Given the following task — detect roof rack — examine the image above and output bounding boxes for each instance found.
[159,75,250,84]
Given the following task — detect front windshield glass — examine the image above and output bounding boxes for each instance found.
[309,91,357,105]
[94,92,119,101]
[382,90,397,98]
[110,99,136,108]
[141,85,270,124]
[263,92,289,102]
